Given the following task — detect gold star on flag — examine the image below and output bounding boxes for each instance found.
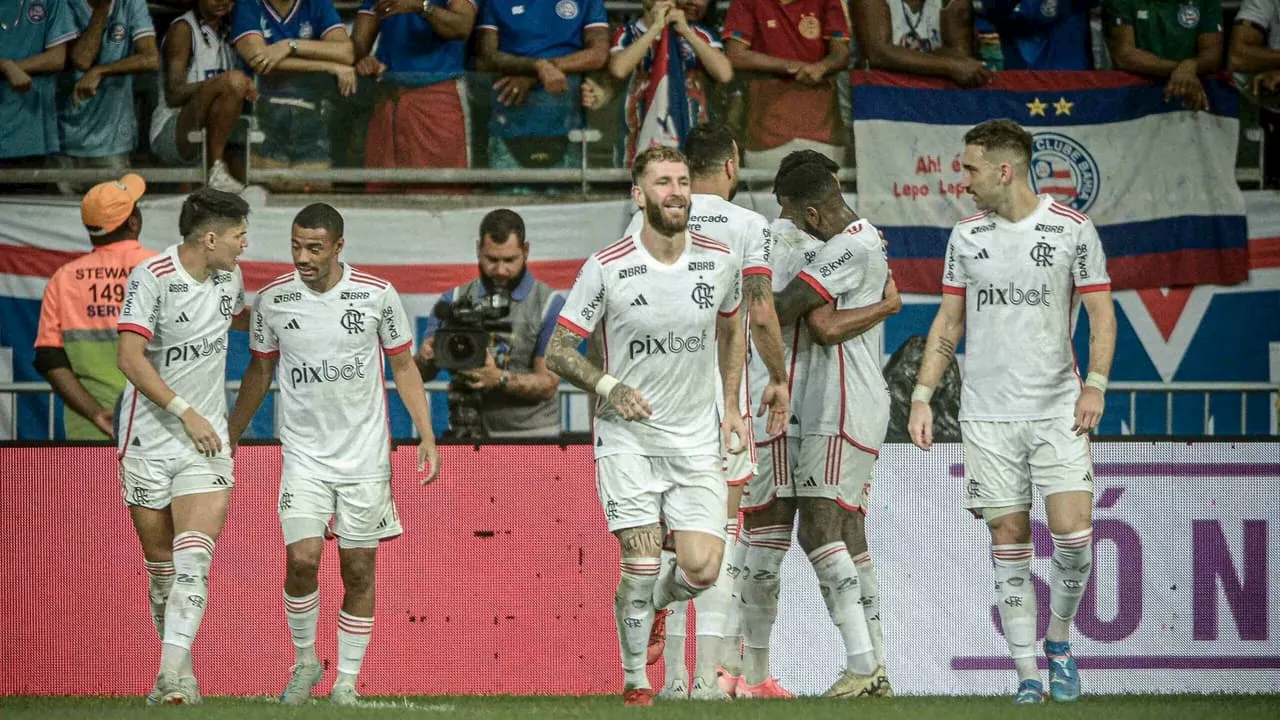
[1054,97,1074,116]
[1026,97,1047,117]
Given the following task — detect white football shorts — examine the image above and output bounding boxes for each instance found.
[120,453,235,510]
[793,435,876,513]
[595,453,726,539]
[959,417,1095,511]
[277,474,403,546]
[742,435,800,513]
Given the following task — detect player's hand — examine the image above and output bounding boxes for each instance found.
[459,350,501,390]
[330,63,357,96]
[949,57,991,88]
[721,411,748,455]
[91,407,114,437]
[72,67,103,108]
[757,380,790,437]
[1072,386,1104,436]
[494,75,536,106]
[250,40,292,75]
[907,400,934,451]
[534,59,568,95]
[180,410,223,457]
[882,274,902,313]
[355,55,386,79]
[607,382,652,421]
[417,439,440,484]
[1,60,33,93]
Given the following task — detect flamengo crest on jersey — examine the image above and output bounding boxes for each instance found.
[251,264,414,482]
[942,195,1111,421]
[557,232,742,458]
[748,218,822,442]
[794,220,891,454]
[117,246,245,460]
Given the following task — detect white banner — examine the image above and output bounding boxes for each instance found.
[769,442,1280,695]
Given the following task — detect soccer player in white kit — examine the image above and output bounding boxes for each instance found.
[623,125,790,699]
[228,203,440,706]
[546,146,750,706]
[116,188,251,704]
[768,164,901,698]
[736,156,826,698]
[908,119,1116,704]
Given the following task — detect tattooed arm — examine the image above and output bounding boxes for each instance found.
[545,324,652,420]
[908,292,965,450]
[773,276,829,327]
[743,273,790,435]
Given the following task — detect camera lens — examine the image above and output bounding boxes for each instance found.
[448,334,476,357]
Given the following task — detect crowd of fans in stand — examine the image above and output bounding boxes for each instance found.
[2,0,1277,193]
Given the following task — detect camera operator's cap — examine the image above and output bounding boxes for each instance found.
[81,173,146,236]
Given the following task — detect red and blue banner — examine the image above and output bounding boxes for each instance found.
[633,28,690,156]
[852,71,1250,294]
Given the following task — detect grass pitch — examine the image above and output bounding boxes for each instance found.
[2,695,1277,720]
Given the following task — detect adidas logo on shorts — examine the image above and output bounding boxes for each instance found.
[176,312,190,323]
[285,319,301,330]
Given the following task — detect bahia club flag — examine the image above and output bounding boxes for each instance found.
[852,71,1249,294]
[634,27,689,156]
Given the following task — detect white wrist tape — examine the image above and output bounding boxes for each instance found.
[165,395,191,417]
[911,384,934,405]
[595,374,620,398]
[1084,372,1108,393]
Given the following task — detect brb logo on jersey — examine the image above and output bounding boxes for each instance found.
[341,309,365,334]
[1030,132,1099,213]
[976,283,1052,311]
[289,358,368,388]
[629,330,709,359]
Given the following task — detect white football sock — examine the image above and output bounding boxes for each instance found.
[852,550,885,666]
[160,532,215,674]
[144,560,175,641]
[992,543,1040,682]
[284,590,321,666]
[722,520,749,676]
[692,543,733,684]
[617,558,660,689]
[740,523,790,685]
[334,610,374,687]
[809,541,876,676]
[653,562,710,609]
[1047,529,1093,643]
[662,600,688,687]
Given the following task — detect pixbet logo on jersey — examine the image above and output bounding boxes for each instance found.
[163,336,228,367]
[289,357,368,388]
[976,283,1052,311]
[628,330,709,359]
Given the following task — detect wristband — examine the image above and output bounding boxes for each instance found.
[1084,372,1108,393]
[911,384,934,405]
[595,374,620,398]
[165,395,192,417]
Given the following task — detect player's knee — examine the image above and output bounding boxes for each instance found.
[841,513,868,555]
[285,546,322,582]
[339,553,377,594]
[796,500,841,553]
[986,508,1032,545]
[676,542,723,587]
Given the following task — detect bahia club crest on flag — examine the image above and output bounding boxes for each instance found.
[851,71,1249,294]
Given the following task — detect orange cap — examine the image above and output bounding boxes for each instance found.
[81,173,146,236]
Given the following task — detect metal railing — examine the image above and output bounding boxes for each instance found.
[2,380,1275,440]
[0,379,589,441]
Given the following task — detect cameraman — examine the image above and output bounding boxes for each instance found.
[417,209,565,438]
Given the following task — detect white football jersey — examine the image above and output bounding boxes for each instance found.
[251,264,414,483]
[559,233,743,458]
[796,220,891,453]
[625,193,772,415]
[748,218,822,442]
[942,194,1111,421]
[117,246,245,460]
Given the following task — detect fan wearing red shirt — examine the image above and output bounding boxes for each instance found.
[722,0,851,169]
